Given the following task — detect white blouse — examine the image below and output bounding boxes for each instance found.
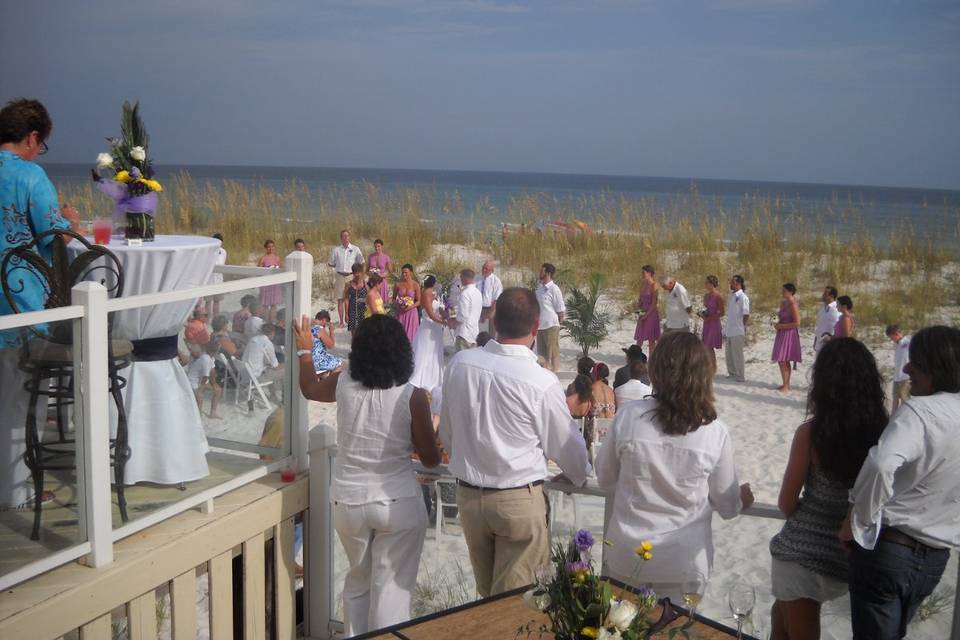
[595,398,743,584]
[332,372,419,505]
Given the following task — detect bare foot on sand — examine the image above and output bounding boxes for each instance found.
[776,385,790,393]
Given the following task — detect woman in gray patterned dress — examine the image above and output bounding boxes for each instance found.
[768,338,888,640]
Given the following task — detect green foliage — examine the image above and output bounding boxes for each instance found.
[561,273,611,357]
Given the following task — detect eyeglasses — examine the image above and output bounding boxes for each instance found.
[38,140,49,155]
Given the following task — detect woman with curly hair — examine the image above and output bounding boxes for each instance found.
[595,331,753,599]
[294,313,440,636]
[768,338,887,640]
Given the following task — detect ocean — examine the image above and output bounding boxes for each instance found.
[45,164,960,247]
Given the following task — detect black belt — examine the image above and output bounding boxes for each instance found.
[131,335,179,361]
[456,479,544,492]
[336,271,351,276]
[878,528,942,553]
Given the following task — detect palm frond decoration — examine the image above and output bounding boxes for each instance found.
[561,272,611,358]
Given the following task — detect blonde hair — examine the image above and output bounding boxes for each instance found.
[648,331,717,435]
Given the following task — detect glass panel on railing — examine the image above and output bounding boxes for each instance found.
[107,279,296,529]
[0,316,87,581]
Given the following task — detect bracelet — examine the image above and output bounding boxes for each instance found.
[296,349,312,357]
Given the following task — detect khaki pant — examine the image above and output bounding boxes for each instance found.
[892,380,911,412]
[536,326,560,363]
[724,334,745,382]
[455,336,475,352]
[457,483,550,598]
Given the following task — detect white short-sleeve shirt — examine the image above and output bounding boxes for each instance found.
[480,273,503,308]
[893,336,911,383]
[725,290,750,337]
[455,283,483,343]
[328,243,363,274]
[241,334,278,379]
[536,280,566,330]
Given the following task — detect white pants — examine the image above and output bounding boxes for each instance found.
[0,347,45,508]
[334,495,427,636]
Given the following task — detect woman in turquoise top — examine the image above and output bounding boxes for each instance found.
[0,98,77,509]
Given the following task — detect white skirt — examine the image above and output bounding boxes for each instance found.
[409,315,444,393]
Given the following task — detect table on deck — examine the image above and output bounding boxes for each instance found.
[351,585,758,640]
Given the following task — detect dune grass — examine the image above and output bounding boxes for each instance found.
[56,173,958,333]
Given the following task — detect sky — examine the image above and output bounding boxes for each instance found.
[2,1,959,190]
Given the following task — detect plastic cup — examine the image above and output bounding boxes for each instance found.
[93,219,111,245]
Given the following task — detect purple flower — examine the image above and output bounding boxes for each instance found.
[565,560,590,574]
[574,529,595,551]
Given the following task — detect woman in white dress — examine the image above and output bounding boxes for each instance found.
[409,275,446,393]
[595,331,754,600]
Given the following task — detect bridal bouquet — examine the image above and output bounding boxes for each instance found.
[397,295,415,311]
[520,530,658,640]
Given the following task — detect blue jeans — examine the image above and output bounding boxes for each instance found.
[848,539,950,639]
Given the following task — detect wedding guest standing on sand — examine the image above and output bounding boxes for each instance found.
[700,275,725,369]
[257,239,282,323]
[841,326,960,640]
[814,286,840,353]
[479,259,503,333]
[344,263,367,335]
[595,332,753,600]
[725,275,750,382]
[886,324,912,413]
[535,263,565,372]
[366,238,392,304]
[293,238,307,252]
[328,229,363,328]
[449,268,482,351]
[661,276,692,333]
[634,265,661,352]
[768,338,887,640]
[0,98,79,510]
[772,283,802,393]
[394,264,421,344]
[294,314,440,636]
[439,288,590,598]
[834,296,855,338]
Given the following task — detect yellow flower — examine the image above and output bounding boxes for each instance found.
[642,551,653,561]
[641,540,653,552]
[139,178,163,192]
[633,540,653,556]
[114,170,132,183]
[581,627,599,638]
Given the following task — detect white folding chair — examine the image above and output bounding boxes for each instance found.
[217,352,241,398]
[433,476,459,553]
[236,359,274,411]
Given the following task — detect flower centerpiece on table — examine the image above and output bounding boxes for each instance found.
[91,101,162,241]
[519,529,660,640]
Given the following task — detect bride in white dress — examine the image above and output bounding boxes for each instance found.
[409,275,446,393]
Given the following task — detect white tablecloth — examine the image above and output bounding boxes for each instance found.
[70,235,219,485]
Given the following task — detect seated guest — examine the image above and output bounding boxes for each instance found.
[232,294,256,334]
[614,344,647,388]
[769,338,887,640]
[241,323,281,402]
[615,358,653,405]
[310,310,341,373]
[841,325,960,639]
[590,362,616,418]
[293,314,440,636]
[566,374,594,418]
[595,331,754,600]
[187,341,223,419]
[244,300,265,339]
[210,315,238,357]
[565,356,595,396]
[185,308,211,349]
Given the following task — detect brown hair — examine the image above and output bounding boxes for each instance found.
[493,287,539,338]
[648,331,717,435]
[0,98,52,145]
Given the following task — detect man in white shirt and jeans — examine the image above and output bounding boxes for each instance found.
[724,275,750,382]
[449,268,483,351]
[440,287,590,597]
[841,325,960,640]
[661,276,692,333]
[478,259,503,333]
[327,229,363,328]
[814,285,840,353]
[535,263,565,372]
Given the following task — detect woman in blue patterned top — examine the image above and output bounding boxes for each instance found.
[768,338,887,640]
[0,98,77,509]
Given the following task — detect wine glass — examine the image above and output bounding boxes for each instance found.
[680,571,708,620]
[727,582,756,640]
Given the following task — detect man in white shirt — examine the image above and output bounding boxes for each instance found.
[535,263,565,372]
[241,323,282,403]
[814,285,840,353]
[478,259,503,333]
[243,300,265,339]
[886,324,912,413]
[614,359,653,405]
[327,229,363,328]
[660,276,692,332]
[841,325,960,640]
[439,287,590,598]
[449,268,483,351]
[724,275,750,382]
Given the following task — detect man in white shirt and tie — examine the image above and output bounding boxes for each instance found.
[535,263,565,372]
[478,259,503,333]
[449,268,483,351]
[724,275,750,382]
[814,285,840,353]
[661,276,692,333]
[327,229,363,328]
[440,287,590,598]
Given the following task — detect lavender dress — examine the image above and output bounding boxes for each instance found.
[394,286,420,344]
[367,253,391,303]
[634,286,661,342]
[701,294,722,349]
[771,301,802,363]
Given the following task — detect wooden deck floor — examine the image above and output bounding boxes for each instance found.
[0,452,263,578]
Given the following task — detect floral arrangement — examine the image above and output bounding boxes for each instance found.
[519,530,659,640]
[397,294,416,311]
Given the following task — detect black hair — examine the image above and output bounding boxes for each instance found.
[572,374,593,402]
[808,338,888,484]
[261,323,277,337]
[476,331,492,347]
[885,324,901,337]
[909,325,960,393]
[401,263,414,272]
[0,98,52,145]
[783,283,796,295]
[576,356,595,377]
[493,287,540,339]
[212,232,224,242]
[629,358,648,382]
[294,238,305,245]
[315,310,331,322]
[732,274,746,291]
[641,265,655,276]
[374,238,384,246]
[348,314,414,389]
[541,263,556,276]
[423,275,437,289]
[240,294,257,308]
[825,285,838,300]
[351,263,364,274]
[837,295,853,311]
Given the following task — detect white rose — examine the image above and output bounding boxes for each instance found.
[130,146,146,161]
[605,598,639,632]
[95,153,114,169]
[521,588,551,611]
[598,628,623,640]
